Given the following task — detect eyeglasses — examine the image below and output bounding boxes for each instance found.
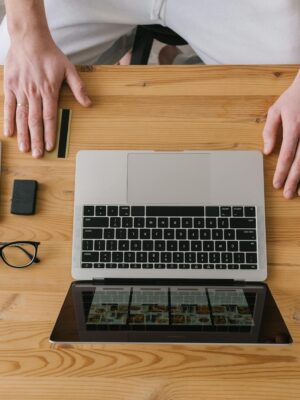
[0,241,40,268]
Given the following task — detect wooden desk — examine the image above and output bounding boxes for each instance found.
[0,65,299,399]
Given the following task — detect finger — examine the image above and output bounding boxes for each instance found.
[28,94,44,158]
[42,93,58,151]
[15,95,30,153]
[262,106,281,155]
[3,89,16,137]
[283,140,300,199]
[65,65,92,107]
[273,120,299,189]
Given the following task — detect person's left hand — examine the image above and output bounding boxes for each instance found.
[263,71,300,199]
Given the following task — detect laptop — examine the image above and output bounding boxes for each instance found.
[50,150,292,344]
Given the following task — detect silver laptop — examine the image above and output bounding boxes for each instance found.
[72,150,267,282]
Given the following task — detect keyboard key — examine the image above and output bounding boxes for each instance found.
[146,218,156,228]
[116,228,126,239]
[194,218,205,228]
[140,229,151,239]
[110,217,121,227]
[94,240,105,251]
[228,264,239,269]
[209,253,220,263]
[221,207,231,216]
[188,229,199,240]
[227,241,238,252]
[106,240,117,251]
[179,264,190,269]
[212,229,223,240]
[206,218,217,228]
[147,206,204,216]
[167,241,177,251]
[191,241,202,251]
[128,229,138,239]
[131,206,145,216]
[142,264,153,269]
[173,252,184,263]
[191,264,202,269]
[218,218,229,228]
[240,264,258,270]
[107,206,118,216]
[240,241,257,252]
[106,263,117,269]
[95,206,106,216]
[119,206,130,216]
[236,229,256,240]
[221,253,232,263]
[119,241,129,251]
[206,206,219,216]
[185,252,196,263]
[230,218,256,229]
[179,241,189,251]
[143,240,153,251]
[118,263,129,268]
[158,218,168,228]
[149,252,159,262]
[176,229,186,240]
[83,206,94,216]
[200,229,211,240]
[161,252,172,263]
[124,252,135,262]
[233,207,243,217]
[216,264,227,269]
[99,252,111,262]
[131,240,141,251]
[215,241,226,251]
[82,252,99,262]
[112,252,123,262]
[82,240,93,251]
[170,218,180,228]
[167,264,178,269]
[136,252,147,262]
[134,217,145,228]
[83,229,102,239]
[224,229,235,240]
[152,229,163,239]
[182,218,193,228]
[245,207,256,217]
[82,262,92,268]
[164,229,175,239]
[203,241,214,251]
[104,229,114,239]
[155,241,165,251]
[203,264,214,269]
[246,253,257,263]
[197,252,208,263]
[94,263,105,268]
[130,264,141,269]
[155,264,166,269]
[83,217,108,228]
[234,253,245,263]
[122,217,133,228]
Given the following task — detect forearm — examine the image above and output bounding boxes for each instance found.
[4,0,52,43]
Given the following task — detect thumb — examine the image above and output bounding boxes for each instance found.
[262,106,281,155]
[65,65,92,107]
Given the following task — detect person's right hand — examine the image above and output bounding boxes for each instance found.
[3,36,92,157]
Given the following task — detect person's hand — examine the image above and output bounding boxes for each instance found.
[263,71,300,199]
[3,36,91,157]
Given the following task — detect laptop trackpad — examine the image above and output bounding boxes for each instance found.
[127,153,210,204]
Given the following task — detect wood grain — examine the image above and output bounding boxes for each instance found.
[0,65,300,399]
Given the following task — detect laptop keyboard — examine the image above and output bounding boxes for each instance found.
[81,206,258,271]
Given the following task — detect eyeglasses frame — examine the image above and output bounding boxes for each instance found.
[0,241,40,269]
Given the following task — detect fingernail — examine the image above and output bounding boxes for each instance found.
[32,148,43,158]
[273,181,282,189]
[4,130,10,137]
[19,142,27,152]
[264,143,271,154]
[85,96,92,106]
[46,141,54,152]
[284,190,294,199]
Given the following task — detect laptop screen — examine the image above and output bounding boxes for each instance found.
[50,281,292,344]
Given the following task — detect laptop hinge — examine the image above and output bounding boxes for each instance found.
[95,278,236,285]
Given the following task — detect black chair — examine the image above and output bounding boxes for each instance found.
[130,25,187,65]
